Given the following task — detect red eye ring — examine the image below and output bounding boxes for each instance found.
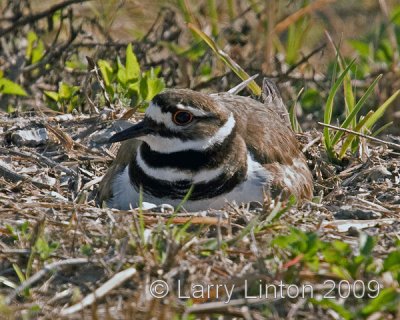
[172,111,193,126]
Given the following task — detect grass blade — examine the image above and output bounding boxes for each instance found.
[171,185,194,217]
[338,111,373,158]
[207,0,219,37]
[331,74,382,146]
[323,58,356,159]
[372,121,393,137]
[289,87,304,133]
[188,23,262,96]
[364,89,400,131]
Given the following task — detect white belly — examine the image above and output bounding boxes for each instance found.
[109,154,271,211]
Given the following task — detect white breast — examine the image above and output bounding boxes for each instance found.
[109,153,271,211]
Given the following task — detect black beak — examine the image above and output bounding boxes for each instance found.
[109,120,150,143]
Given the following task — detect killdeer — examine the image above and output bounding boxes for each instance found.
[98,79,313,211]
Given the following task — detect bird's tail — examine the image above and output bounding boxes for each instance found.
[262,78,291,127]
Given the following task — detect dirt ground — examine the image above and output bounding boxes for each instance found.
[0,110,399,319]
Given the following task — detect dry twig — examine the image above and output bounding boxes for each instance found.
[59,267,137,316]
[6,258,89,304]
[317,122,400,151]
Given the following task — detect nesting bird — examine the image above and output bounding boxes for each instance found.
[98,79,313,211]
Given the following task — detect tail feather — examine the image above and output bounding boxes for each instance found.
[262,78,291,127]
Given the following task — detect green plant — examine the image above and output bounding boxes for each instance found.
[273,227,323,271]
[97,43,165,109]
[348,4,400,78]
[44,82,82,113]
[322,56,400,161]
[34,236,59,261]
[0,70,27,97]
[285,9,311,65]
[188,23,261,96]
[25,31,45,66]
[5,221,30,243]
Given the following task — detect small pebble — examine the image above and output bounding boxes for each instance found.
[334,208,381,220]
[11,128,48,147]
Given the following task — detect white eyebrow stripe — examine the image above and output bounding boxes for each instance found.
[138,113,236,153]
[136,150,224,183]
[176,103,209,117]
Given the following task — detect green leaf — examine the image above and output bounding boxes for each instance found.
[25,31,38,60]
[330,265,352,280]
[128,82,141,107]
[359,234,375,256]
[173,184,194,214]
[142,68,165,101]
[361,288,400,315]
[139,77,149,103]
[59,82,73,99]
[348,39,370,58]
[286,16,310,65]
[25,31,45,64]
[376,39,393,63]
[117,57,127,85]
[97,60,113,87]
[383,250,400,271]
[35,237,59,260]
[32,39,45,64]
[310,299,353,320]
[391,5,400,25]
[289,88,303,133]
[0,78,28,96]
[44,90,59,102]
[364,89,400,131]
[300,88,323,112]
[125,43,140,82]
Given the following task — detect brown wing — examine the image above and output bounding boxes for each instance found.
[213,93,300,165]
[97,139,141,204]
[213,93,313,201]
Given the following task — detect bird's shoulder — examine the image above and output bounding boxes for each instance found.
[212,93,300,166]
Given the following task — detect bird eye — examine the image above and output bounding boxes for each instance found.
[172,111,193,126]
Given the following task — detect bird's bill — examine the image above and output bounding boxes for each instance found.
[109,120,150,143]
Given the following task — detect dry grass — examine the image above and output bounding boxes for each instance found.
[1,0,400,319]
[0,111,399,319]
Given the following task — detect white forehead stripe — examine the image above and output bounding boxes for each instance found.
[138,113,236,153]
[146,102,174,128]
[176,103,209,117]
[137,150,224,183]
